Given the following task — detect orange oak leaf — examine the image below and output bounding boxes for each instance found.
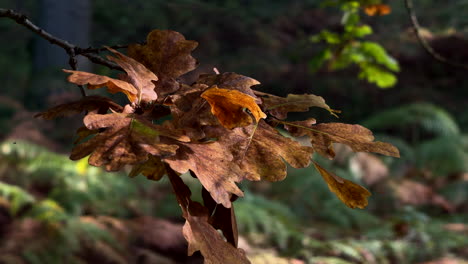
[284,121,400,159]
[64,48,157,104]
[205,121,314,182]
[34,95,123,120]
[364,4,391,16]
[313,161,371,209]
[197,72,260,102]
[201,86,266,129]
[167,83,220,140]
[128,30,198,101]
[166,168,250,264]
[255,92,339,119]
[70,106,184,171]
[163,140,244,208]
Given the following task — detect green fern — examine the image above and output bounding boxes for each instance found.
[363,103,460,138]
[0,181,35,215]
[0,140,143,216]
[236,190,301,250]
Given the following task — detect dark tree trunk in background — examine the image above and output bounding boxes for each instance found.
[26,0,91,109]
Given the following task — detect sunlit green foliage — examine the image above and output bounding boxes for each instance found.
[311,1,399,88]
[364,103,468,176]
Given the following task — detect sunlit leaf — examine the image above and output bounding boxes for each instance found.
[64,48,157,104]
[284,121,400,158]
[256,92,339,119]
[197,72,260,101]
[201,86,266,129]
[313,161,371,209]
[364,4,391,16]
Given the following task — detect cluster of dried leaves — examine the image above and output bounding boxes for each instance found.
[36,29,399,263]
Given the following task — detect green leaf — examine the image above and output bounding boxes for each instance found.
[310,49,332,72]
[358,63,397,88]
[359,42,400,71]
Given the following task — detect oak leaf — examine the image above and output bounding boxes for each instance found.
[34,95,123,120]
[70,106,183,171]
[256,92,338,119]
[204,121,314,181]
[163,140,244,208]
[364,4,391,16]
[197,72,260,102]
[128,30,198,101]
[167,84,220,140]
[284,121,400,158]
[167,168,250,264]
[201,86,266,129]
[313,161,371,209]
[64,48,157,104]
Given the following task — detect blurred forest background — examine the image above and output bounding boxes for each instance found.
[0,0,467,263]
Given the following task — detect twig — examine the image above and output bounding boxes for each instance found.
[404,0,468,71]
[0,8,122,72]
[65,46,86,96]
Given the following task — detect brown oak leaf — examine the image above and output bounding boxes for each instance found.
[163,140,244,208]
[284,121,400,158]
[64,48,157,104]
[128,30,198,101]
[166,168,250,264]
[204,121,314,181]
[197,72,260,102]
[34,95,123,120]
[313,161,371,209]
[167,84,220,140]
[201,86,266,129]
[255,92,338,119]
[70,106,182,171]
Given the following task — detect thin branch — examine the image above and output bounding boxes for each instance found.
[0,8,122,71]
[404,0,468,71]
[65,46,86,96]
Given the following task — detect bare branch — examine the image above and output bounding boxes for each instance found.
[404,0,468,71]
[0,8,122,71]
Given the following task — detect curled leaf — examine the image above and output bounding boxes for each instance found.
[313,161,371,209]
[64,48,157,104]
[201,86,266,129]
[256,92,339,119]
[197,72,260,102]
[63,70,138,102]
[284,121,400,158]
[106,47,158,103]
